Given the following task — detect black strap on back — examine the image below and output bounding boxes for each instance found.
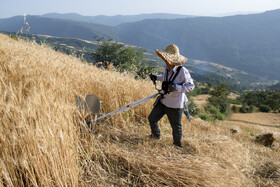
[169,66,182,82]
[164,68,169,82]
[165,66,182,82]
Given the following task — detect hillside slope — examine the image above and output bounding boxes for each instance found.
[0,34,279,186]
[0,15,116,40]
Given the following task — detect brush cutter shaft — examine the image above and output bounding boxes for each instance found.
[91,93,159,122]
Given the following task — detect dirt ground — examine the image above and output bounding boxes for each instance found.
[193,94,210,109]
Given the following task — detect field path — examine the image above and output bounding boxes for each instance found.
[229,113,280,129]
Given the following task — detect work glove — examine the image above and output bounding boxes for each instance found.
[149,73,157,81]
[168,82,177,92]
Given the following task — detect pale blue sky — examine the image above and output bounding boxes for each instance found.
[1,0,280,18]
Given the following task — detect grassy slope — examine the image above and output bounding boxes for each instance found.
[0,33,279,186]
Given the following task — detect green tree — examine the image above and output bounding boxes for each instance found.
[208,82,231,115]
[240,90,280,112]
[91,38,155,79]
[91,38,123,68]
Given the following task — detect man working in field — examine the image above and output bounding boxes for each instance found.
[149,44,195,147]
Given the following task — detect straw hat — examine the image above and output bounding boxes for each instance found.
[155,44,188,66]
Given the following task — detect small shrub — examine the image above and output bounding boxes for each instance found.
[205,105,219,115]
[199,113,213,122]
[231,105,239,113]
[259,105,271,113]
[215,112,226,120]
[255,133,275,147]
[240,105,250,113]
[229,98,241,105]
[249,105,257,113]
[201,87,210,94]
[188,100,200,116]
[9,34,18,41]
[204,105,226,120]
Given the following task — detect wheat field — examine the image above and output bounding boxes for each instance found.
[0,33,279,186]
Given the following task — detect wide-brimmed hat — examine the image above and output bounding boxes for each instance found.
[155,44,188,66]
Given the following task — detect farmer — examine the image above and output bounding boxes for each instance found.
[148,44,195,148]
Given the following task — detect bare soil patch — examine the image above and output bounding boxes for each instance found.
[193,94,210,109]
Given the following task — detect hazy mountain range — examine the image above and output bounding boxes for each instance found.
[1,10,280,80]
[42,13,194,26]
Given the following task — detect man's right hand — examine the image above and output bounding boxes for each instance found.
[149,73,157,81]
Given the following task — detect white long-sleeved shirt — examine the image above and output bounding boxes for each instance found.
[156,66,195,109]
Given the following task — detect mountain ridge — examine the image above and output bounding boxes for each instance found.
[116,9,280,80]
[1,9,280,80]
[42,12,195,26]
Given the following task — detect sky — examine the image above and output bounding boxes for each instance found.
[1,0,280,18]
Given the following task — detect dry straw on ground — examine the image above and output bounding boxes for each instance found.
[0,33,279,186]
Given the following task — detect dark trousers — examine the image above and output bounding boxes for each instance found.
[148,102,183,146]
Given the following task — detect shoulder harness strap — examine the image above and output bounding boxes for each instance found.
[164,68,169,82]
[169,66,182,82]
[161,66,183,95]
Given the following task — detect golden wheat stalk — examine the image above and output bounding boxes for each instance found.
[0,33,279,186]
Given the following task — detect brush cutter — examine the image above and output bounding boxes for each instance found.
[76,79,191,123]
